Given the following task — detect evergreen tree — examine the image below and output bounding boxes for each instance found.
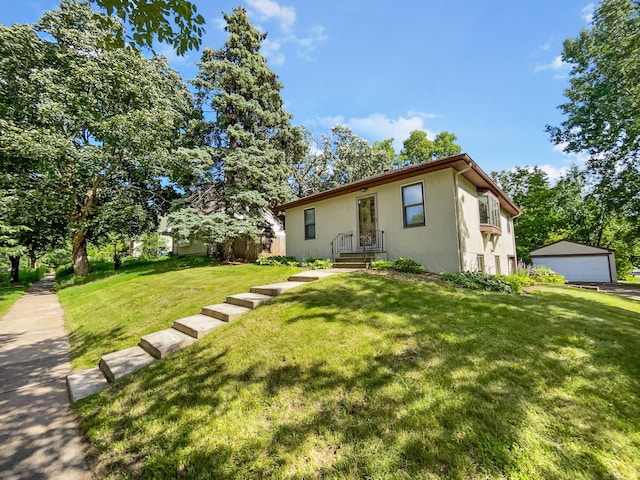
[183,7,306,258]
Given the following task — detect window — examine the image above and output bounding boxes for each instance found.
[477,254,485,273]
[304,208,315,240]
[507,216,512,234]
[508,256,517,275]
[402,183,425,227]
[495,255,501,275]
[478,193,501,229]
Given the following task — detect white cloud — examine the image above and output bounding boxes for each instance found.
[295,25,327,60]
[534,55,570,78]
[243,0,327,65]
[156,45,190,65]
[262,38,285,66]
[407,110,439,120]
[246,0,296,32]
[307,115,346,129]
[582,3,595,24]
[552,142,590,163]
[212,17,227,31]
[347,113,437,151]
[537,164,569,181]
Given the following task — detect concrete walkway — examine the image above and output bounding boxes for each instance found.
[0,275,91,480]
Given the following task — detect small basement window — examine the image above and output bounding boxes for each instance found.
[304,208,316,240]
[402,182,425,227]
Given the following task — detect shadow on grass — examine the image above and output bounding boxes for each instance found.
[77,274,640,479]
[55,256,220,290]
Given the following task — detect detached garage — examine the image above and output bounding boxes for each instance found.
[530,240,617,283]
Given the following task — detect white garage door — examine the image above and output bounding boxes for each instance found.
[532,255,611,282]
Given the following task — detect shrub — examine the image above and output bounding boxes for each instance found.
[442,271,513,293]
[256,254,298,266]
[528,265,566,284]
[371,260,393,270]
[0,266,46,284]
[302,258,332,269]
[391,257,425,274]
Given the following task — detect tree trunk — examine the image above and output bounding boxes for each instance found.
[9,255,20,283]
[72,230,89,276]
[28,249,37,268]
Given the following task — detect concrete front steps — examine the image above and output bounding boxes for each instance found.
[66,268,359,403]
[332,251,387,269]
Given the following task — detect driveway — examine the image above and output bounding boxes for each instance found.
[570,282,640,302]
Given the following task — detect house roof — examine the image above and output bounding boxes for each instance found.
[530,239,615,256]
[276,153,522,216]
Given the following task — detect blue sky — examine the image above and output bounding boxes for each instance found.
[2,0,597,178]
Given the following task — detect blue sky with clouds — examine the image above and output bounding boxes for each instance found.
[2,1,597,178]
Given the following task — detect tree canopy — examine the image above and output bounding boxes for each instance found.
[547,0,640,236]
[397,130,462,167]
[172,7,306,259]
[493,165,639,276]
[93,0,205,54]
[0,0,194,276]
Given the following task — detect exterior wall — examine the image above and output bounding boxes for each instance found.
[450,174,518,274]
[284,168,462,273]
[174,239,209,256]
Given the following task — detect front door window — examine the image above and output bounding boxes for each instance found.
[358,196,377,248]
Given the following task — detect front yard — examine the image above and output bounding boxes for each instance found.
[64,265,639,479]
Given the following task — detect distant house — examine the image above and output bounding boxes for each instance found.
[163,212,286,260]
[530,240,617,283]
[276,154,521,274]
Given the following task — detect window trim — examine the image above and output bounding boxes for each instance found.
[478,191,502,232]
[401,181,426,228]
[304,207,316,240]
[477,254,485,273]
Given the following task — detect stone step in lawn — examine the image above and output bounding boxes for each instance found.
[139,328,195,360]
[250,281,308,296]
[173,314,228,339]
[66,367,109,403]
[331,262,368,269]
[99,346,156,383]
[226,292,273,309]
[201,302,251,322]
[288,270,343,282]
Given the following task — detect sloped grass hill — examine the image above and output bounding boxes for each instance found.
[72,272,639,479]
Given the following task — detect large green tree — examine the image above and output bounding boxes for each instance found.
[397,130,462,167]
[93,0,205,54]
[179,7,306,258]
[493,165,639,275]
[547,0,640,238]
[0,0,194,276]
[318,125,393,190]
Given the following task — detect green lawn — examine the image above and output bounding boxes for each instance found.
[0,283,29,318]
[71,270,640,479]
[58,258,302,369]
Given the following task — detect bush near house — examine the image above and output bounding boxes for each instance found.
[371,257,425,274]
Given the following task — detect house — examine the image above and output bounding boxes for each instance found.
[164,212,286,259]
[276,154,521,274]
[530,240,617,283]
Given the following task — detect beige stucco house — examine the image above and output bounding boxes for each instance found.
[276,154,521,274]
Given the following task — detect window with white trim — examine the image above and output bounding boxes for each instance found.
[402,182,425,227]
[304,208,315,240]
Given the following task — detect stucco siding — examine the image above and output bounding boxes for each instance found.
[456,175,518,273]
[284,168,462,273]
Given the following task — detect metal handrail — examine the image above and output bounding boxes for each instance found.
[359,230,384,261]
[330,232,353,261]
